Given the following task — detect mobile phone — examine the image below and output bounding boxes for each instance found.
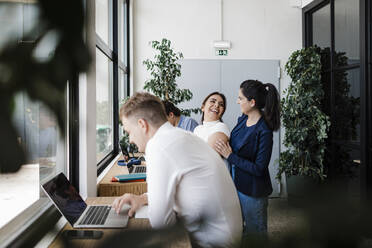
[62,230,103,240]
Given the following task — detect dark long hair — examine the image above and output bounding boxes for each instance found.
[240,80,280,131]
[162,100,181,117]
[201,92,227,123]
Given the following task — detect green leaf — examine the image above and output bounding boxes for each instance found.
[142,38,195,114]
[278,46,330,181]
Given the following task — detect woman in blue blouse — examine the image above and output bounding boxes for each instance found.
[215,79,280,235]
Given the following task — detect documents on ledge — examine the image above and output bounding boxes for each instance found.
[111,173,146,182]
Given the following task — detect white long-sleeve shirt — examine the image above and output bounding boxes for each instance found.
[193,120,230,142]
[145,122,242,248]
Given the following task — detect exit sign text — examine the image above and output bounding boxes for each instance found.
[216,49,228,56]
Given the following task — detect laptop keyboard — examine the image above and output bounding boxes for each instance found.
[79,206,111,225]
[128,166,146,173]
[135,166,146,173]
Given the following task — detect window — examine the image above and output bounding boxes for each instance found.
[118,0,129,64]
[334,0,359,65]
[367,0,372,196]
[0,3,70,247]
[0,0,130,245]
[312,3,331,49]
[304,0,362,197]
[118,68,127,142]
[96,48,114,163]
[96,0,129,174]
[0,98,67,228]
[312,3,331,69]
[96,0,113,49]
[0,1,67,231]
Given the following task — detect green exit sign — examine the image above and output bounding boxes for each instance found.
[216,49,228,56]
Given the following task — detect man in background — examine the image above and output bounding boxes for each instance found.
[113,92,242,248]
[162,100,199,132]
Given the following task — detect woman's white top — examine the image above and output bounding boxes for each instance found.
[193,120,230,142]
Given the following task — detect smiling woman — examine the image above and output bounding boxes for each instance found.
[214,79,281,237]
[193,92,230,151]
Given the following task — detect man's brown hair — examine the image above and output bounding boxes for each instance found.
[119,92,167,126]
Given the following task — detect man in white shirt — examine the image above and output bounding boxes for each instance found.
[112,92,242,248]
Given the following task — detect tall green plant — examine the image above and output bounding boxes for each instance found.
[143,38,199,116]
[277,46,331,181]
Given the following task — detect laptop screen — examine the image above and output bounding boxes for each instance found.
[42,173,87,225]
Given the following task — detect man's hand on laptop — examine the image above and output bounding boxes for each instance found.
[112,193,148,217]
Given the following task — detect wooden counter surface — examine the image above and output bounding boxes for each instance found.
[98,156,147,196]
[49,197,190,248]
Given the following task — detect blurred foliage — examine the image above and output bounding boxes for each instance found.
[143,38,200,116]
[277,46,331,181]
[0,0,91,172]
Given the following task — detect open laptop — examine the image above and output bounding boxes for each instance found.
[118,158,146,174]
[128,163,146,174]
[42,172,129,228]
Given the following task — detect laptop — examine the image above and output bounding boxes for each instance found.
[42,173,129,228]
[118,158,146,174]
[128,163,146,174]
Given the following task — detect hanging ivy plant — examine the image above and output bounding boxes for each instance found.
[277,46,331,181]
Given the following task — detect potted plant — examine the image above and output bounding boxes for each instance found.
[277,46,331,202]
[119,98,138,161]
[143,38,199,115]
[119,132,138,160]
[119,39,199,161]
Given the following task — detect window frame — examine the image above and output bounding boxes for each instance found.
[0,82,71,247]
[96,0,130,175]
[361,0,372,197]
[69,76,80,191]
[0,199,60,247]
[303,0,370,197]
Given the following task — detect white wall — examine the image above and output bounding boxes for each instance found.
[302,0,314,8]
[132,0,302,96]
